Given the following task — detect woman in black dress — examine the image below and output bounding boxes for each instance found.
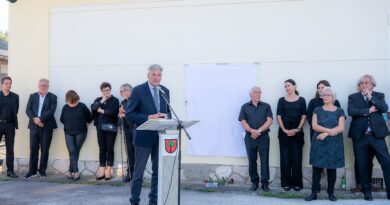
[305,87,345,201]
[277,79,306,191]
[307,80,340,193]
[91,82,119,180]
[60,90,92,181]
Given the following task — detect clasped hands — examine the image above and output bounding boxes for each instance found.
[33,117,44,127]
[317,128,338,140]
[249,128,262,139]
[283,128,301,137]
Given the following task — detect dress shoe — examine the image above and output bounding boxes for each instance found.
[7,171,18,178]
[364,193,373,201]
[304,194,317,201]
[148,201,157,205]
[387,193,390,200]
[24,171,38,179]
[283,186,291,191]
[131,203,139,205]
[261,184,270,192]
[293,186,302,191]
[250,184,259,191]
[104,177,111,181]
[123,174,131,182]
[328,194,337,201]
[38,170,46,178]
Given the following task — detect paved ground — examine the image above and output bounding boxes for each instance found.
[0,177,389,205]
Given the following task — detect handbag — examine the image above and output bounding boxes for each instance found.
[101,123,117,132]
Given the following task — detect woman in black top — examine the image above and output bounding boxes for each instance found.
[60,90,92,181]
[91,82,119,180]
[277,79,307,191]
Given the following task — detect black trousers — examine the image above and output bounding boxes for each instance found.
[28,128,53,173]
[0,123,16,172]
[355,134,390,195]
[130,143,159,204]
[123,126,135,175]
[279,136,303,188]
[311,167,336,195]
[244,134,270,185]
[96,128,117,167]
[65,133,87,172]
[352,138,374,186]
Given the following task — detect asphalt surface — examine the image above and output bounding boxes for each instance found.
[0,179,390,205]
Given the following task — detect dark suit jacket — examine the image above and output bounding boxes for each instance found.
[26,92,58,130]
[348,91,389,139]
[126,81,171,148]
[0,91,19,129]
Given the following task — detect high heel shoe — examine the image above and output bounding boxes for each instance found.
[96,175,105,180]
[105,166,112,181]
[96,167,105,180]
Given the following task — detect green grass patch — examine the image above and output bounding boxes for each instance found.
[260,191,304,199]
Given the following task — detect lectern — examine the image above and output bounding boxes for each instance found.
[137,119,198,205]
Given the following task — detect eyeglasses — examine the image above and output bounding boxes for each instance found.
[102,89,111,92]
[321,94,332,97]
[120,90,126,93]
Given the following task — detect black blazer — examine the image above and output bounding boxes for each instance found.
[26,92,58,130]
[91,96,119,128]
[126,81,171,148]
[348,91,390,139]
[0,91,19,129]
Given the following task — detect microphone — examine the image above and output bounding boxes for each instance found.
[156,86,166,95]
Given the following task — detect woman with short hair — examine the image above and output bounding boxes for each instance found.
[60,90,92,181]
[305,87,345,202]
[91,82,119,180]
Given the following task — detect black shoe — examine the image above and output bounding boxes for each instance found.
[293,186,302,191]
[38,170,46,178]
[104,177,111,181]
[328,194,337,201]
[387,193,390,200]
[283,186,291,191]
[7,171,18,178]
[24,172,38,179]
[131,203,139,205]
[364,193,373,201]
[148,202,157,205]
[305,194,317,201]
[123,174,131,182]
[96,175,105,180]
[261,184,270,192]
[317,184,321,193]
[250,184,259,191]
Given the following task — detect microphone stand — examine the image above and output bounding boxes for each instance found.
[159,89,191,205]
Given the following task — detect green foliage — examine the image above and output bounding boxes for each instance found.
[0,31,8,42]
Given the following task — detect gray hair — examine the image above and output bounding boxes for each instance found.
[120,83,132,91]
[322,86,337,103]
[148,64,163,73]
[357,74,376,90]
[39,78,49,84]
[249,86,261,94]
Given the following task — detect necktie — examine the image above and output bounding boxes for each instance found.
[153,87,159,112]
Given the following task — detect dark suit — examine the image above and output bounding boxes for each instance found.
[26,92,57,174]
[0,91,19,172]
[348,91,390,195]
[126,81,170,205]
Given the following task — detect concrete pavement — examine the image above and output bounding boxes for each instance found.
[0,178,389,205]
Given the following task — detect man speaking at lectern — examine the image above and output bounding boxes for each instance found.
[126,64,171,205]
